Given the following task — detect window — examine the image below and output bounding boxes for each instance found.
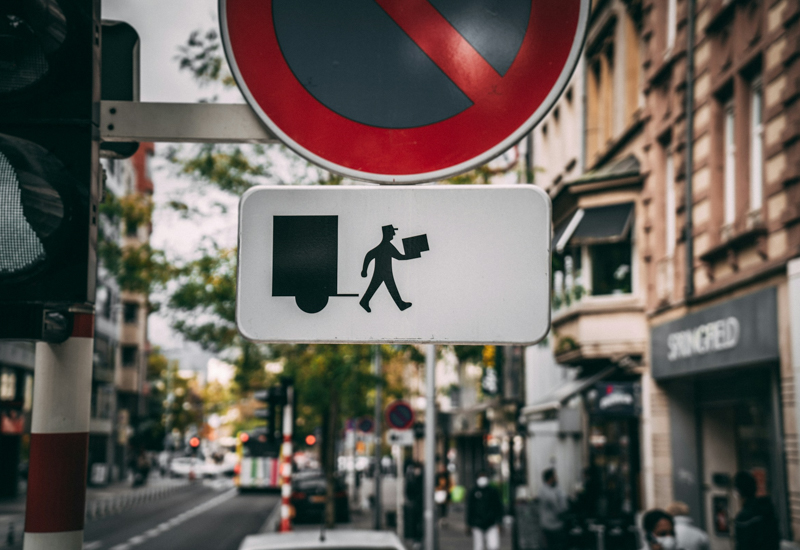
[665,149,676,256]
[126,220,138,237]
[750,79,763,211]
[0,369,16,401]
[590,242,632,295]
[723,102,736,225]
[123,302,139,324]
[121,345,138,367]
[667,0,677,52]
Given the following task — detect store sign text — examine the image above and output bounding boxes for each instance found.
[667,317,740,361]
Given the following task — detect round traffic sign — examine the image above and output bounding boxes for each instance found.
[220,0,590,184]
[357,416,375,433]
[385,400,415,430]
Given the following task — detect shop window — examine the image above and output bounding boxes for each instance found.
[749,78,763,212]
[121,345,138,367]
[123,302,139,324]
[0,369,16,401]
[590,241,633,295]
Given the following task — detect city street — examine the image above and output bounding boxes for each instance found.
[4,481,278,550]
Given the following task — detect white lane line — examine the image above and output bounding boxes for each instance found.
[83,542,102,550]
[110,488,238,549]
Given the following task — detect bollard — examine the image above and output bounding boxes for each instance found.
[7,522,15,547]
[24,314,94,550]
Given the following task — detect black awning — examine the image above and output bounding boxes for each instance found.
[571,202,633,244]
[554,202,634,252]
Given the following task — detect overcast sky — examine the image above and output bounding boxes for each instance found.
[103,0,245,350]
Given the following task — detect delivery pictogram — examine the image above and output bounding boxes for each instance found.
[271,216,429,314]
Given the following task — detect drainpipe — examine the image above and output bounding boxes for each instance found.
[684,0,696,299]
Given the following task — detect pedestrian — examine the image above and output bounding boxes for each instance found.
[665,502,709,550]
[641,509,679,550]
[539,468,568,550]
[466,470,503,550]
[435,469,451,526]
[733,471,780,550]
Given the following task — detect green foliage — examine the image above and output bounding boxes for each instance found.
[176,29,236,89]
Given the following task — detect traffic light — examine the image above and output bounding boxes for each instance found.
[189,436,200,454]
[0,0,101,341]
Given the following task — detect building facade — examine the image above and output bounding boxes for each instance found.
[642,0,800,545]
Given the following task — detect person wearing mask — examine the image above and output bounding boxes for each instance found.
[539,468,568,550]
[466,470,503,550]
[733,471,780,550]
[665,502,709,550]
[641,509,679,550]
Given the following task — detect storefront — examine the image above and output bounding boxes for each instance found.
[651,287,790,548]
[585,381,642,519]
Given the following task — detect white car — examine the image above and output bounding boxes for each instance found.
[169,457,207,478]
[239,530,405,550]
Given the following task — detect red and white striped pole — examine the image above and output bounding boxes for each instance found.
[279,385,294,533]
[24,313,94,550]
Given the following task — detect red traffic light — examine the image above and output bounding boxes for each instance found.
[239,432,249,443]
[305,435,316,446]
[189,437,200,448]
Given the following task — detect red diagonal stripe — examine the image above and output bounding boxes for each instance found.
[374,0,502,104]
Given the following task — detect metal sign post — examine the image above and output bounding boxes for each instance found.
[373,346,383,530]
[424,344,437,550]
[394,444,404,539]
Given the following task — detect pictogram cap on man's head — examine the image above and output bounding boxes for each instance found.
[382,224,398,238]
[382,225,399,231]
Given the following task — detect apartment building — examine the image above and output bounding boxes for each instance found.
[643,0,800,545]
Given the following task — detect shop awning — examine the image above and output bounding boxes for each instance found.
[554,202,634,253]
[520,366,617,418]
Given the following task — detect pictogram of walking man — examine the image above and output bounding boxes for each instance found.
[360,225,428,312]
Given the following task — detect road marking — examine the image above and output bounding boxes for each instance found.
[106,488,237,549]
[83,542,102,550]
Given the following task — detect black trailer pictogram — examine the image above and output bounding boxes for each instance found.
[272,215,356,314]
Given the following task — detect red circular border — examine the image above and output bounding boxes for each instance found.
[385,400,415,430]
[224,1,580,178]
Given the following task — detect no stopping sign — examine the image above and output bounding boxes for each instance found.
[220,0,590,183]
[386,400,415,431]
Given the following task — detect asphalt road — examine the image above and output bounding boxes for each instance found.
[80,481,278,550]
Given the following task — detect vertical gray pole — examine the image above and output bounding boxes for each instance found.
[424,344,437,550]
[373,345,382,530]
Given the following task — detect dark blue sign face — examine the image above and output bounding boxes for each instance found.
[272,0,531,129]
[357,417,375,433]
[386,402,414,430]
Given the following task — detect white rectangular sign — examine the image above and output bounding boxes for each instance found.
[237,186,551,344]
[386,429,415,447]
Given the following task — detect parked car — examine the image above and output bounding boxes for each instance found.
[290,470,349,524]
[239,530,404,550]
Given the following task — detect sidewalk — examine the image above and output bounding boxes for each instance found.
[0,474,190,546]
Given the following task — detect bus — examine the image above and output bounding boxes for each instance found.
[234,427,281,491]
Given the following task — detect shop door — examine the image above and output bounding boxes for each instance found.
[701,407,737,550]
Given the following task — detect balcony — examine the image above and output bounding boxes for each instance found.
[551,294,647,366]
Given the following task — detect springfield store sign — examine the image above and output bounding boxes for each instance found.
[651,288,779,380]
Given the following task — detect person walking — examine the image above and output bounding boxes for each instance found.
[665,502,709,550]
[539,468,568,550]
[733,471,780,550]
[360,225,415,312]
[641,509,679,550]
[466,470,503,550]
